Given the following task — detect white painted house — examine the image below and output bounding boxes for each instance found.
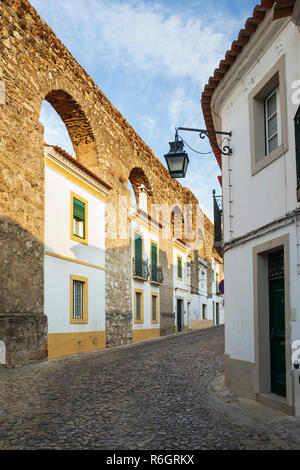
[189,255,224,330]
[130,187,163,342]
[173,239,190,333]
[202,1,300,414]
[44,145,111,358]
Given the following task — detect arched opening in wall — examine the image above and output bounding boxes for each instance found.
[40,100,75,156]
[127,167,153,214]
[39,90,98,169]
[127,179,137,208]
[171,205,185,241]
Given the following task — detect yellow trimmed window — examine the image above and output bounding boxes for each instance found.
[71,192,88,244]
[134,289,144,324]
[177,256,183,280]
[151,293,158,324]
[70,275,88,324]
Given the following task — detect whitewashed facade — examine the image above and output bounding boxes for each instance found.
[44,146,110,358]
[173,240,190,332]
[130,189,162,342]
[209,5,300,414]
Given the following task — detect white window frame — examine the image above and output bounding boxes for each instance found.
[264,87,281,156]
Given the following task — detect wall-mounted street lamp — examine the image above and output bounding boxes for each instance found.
[164,132,189,179]
[164,127,232,179]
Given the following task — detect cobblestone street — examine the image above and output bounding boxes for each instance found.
[1,326,300,450]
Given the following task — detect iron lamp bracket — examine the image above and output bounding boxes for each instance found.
[176,127,232,156]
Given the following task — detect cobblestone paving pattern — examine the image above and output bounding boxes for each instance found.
[1,326,300,450]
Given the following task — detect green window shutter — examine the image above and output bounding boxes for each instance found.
[73,198,85,220]
[151,242,157,281]
[177,257,182,279]
[135,234,142,276]
[152,295,157,322]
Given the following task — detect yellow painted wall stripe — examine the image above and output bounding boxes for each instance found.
[132,328,160,342]
[175,288,189,294]
[173,243,187,253]
[48,331,106,359]
[45,251,105,271]
[46,158,106,200]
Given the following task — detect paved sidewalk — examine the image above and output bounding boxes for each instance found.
[1,325,300,450]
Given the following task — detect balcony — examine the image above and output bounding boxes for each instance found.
[132,257,149,281]
[213,190,223,256]
[150,265,164,284]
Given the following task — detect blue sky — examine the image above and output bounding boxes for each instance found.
[32,0,257,219]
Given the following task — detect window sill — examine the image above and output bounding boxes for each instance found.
[70,319,88,325]
[70,234,88,245]
[251,142,288,176]
[149,280,162,286]
[133,275,147,282]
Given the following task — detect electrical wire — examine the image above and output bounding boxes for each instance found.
[178,134,230,156]
[177,135,213,155]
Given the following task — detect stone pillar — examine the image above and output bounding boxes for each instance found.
[0,106,48,367]
[105,192,133,347]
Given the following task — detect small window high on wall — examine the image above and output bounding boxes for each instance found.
[70,192,88,245]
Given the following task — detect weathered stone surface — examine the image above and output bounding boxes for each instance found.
[0,313,47,367]
[105,312,132,348]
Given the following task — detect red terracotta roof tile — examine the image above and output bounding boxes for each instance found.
[201,0,296,180]
[44,144,113,190]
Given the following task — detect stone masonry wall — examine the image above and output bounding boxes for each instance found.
[0,0,223,364]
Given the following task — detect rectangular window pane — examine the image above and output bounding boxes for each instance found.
[269,134,278,153]
[265,89,279,155]
[152,295,157,322]
[73,280,83,319]
[267,92,276,118]
[73,218,84,238]
[202,304,207,320]
[136,292,141,321]
[268,113,277,138]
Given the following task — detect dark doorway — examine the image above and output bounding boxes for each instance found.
[177,299,183,332]
[269,249,286,397]
[216,303,219,325]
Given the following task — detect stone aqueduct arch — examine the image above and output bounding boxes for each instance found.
[0,0,212,365]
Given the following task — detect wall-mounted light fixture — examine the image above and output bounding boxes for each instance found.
[164,127,232,179]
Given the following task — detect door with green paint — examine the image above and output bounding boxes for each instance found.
[177,299,182,332]
[269,249,286,398]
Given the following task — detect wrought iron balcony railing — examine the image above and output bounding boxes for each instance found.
[132,257,149,280]
[213,190,223,255]
[150,265,164,284]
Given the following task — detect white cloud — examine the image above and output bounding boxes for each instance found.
[31,0,237,218]
[31,0,240,86]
